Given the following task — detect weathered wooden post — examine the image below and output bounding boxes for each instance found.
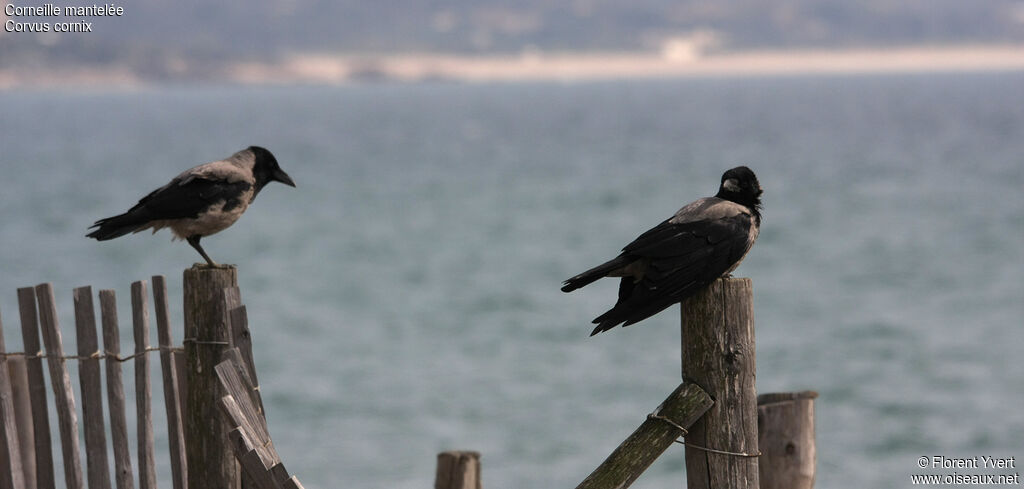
[758,391,818,489]
[184,265,239,489]
[680,278,758,489]
[435,451,481,489]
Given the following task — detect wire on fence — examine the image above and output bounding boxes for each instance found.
[648,411,762,458]
[0,345,183,363]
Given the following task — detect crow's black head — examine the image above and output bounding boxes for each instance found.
[249,146,296,189]
[716,166,762,213]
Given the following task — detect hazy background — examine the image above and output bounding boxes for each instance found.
[3,0,1024,83]
[2,3,1024,489]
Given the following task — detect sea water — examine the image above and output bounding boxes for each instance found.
[1,72,1022,488]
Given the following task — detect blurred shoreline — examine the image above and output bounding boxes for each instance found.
[3,44,1024,89]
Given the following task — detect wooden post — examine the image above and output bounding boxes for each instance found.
[575,382,713,489]
[680,278,758,489]
[435,451,481,489]
[758,391,818,489]
[184,265,239,489]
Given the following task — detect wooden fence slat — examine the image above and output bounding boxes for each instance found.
[34,283,85,489]
[219,395,275,469]
[7,356,36,489]
[0,311,27,489]
[216,353,278,467]
[226,426,277,489]
[73,286,113,489]
[222,287,263,489]
[281,476,305,489]
[173,350,188,421]
[17,287,56,489]
[268,463,293,488]
[219,348,269,438]
[99,290,136,489]
[224,288,262,416]
[152,275,188,489]
[131,281,158,489]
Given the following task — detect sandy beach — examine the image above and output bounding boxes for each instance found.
[244,45,1024,84]
[3,44,1024,88]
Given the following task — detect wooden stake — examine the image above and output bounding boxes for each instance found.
[435,451,481,489]
[757,391,818,489]
[680,278,758,489]
[183,265,239,489]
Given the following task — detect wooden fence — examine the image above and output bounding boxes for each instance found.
[0,271,304,489]
[0,278,186,489]
[1,272,816,489]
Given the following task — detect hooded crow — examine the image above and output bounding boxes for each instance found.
[87,146,295,266]
[562,166,762,335]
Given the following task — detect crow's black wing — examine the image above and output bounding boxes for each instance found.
[132,176,251,219]
[87,177,252,240]
[590,214,753,334]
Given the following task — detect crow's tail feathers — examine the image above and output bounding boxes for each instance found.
[590,297,677,336]
[560,254,631,293]
[86,212,150,241]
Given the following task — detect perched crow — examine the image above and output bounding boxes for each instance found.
[87,146,295,266]
[562,166,762,335]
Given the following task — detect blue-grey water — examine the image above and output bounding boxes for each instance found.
[2,73,1023,489]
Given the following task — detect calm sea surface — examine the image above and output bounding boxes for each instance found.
[2,73,1023,488]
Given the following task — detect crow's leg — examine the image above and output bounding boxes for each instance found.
[186,235,217,266]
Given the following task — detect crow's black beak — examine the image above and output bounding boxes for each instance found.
[274,168,296,187]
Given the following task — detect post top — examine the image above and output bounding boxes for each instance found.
[757,391,819,406]
[189,263,237,271]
